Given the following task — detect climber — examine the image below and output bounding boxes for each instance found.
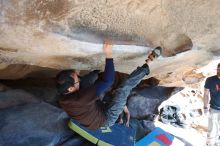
[56,41,161,130]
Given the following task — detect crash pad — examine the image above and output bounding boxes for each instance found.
[68,119,135,146]
[135,127,174,146]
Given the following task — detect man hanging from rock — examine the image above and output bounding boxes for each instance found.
[56,41,161,130]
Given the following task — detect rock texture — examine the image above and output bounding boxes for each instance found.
[0,0,220,86]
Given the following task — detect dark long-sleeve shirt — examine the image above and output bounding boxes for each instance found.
[59,58,115,130]
[95,59,114,96]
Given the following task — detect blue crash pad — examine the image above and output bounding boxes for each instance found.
[135,127,174,146]
[68,119,135,146]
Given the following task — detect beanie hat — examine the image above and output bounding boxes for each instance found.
[56,70,75,95]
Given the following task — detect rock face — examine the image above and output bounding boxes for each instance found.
[0,0,220,86]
